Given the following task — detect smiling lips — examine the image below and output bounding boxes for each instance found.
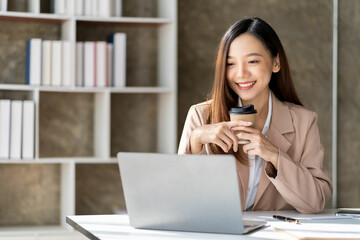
[236,81,256,90]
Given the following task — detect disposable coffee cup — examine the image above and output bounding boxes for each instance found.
[229,105,257,144]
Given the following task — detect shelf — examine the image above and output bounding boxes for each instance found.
[0,11,70,23]
[75,16,172,25]
[0,84,34,91]
[0,12,171,25]
[109,86,173,93]
[0,84,173,94]
[0,157,117,164]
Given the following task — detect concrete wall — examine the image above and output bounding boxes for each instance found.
[178,0,333,192]
[178,0,359,207]
[338,0,360,207]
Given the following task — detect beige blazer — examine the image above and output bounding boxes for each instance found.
[178,92,333,213]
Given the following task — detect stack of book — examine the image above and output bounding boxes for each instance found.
[50,0,122,17]
[26,33,126,88]
[26,39,74,87]
[0,100,35,160]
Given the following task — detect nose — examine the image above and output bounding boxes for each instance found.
[236,63,248,78]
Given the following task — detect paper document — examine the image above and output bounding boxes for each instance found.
[272,218,360,239]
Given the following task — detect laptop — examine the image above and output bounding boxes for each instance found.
[117,152,266,235]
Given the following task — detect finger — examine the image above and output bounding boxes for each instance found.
[223,130,238,152]
[236,132,253,141]
[219,132,237,152]
[213,138,230,152]
[219,131,233,146]
[232,125,259,133]
[242,142,255,154]
[228,120,253,128]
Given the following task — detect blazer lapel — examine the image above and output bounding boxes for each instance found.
[253,92,294,208]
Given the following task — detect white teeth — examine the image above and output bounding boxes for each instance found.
[238,81,256,87]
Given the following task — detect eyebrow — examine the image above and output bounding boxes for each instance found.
[246,53,263,57]
[227,53,263,59]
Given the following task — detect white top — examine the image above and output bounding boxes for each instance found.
[238,92,272,210]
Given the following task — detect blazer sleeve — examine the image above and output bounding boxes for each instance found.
[178,105,207,154]
[265,112,333,213]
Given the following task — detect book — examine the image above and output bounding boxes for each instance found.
[51,40,62,86]
[113,0,122,17]
[107,43,113,86]
[84,0,93,16]
[92,0,98,16]
[99,0,111,17]
[107,33,126,87]
[10,101,22,159]
[26,38,42,86]
[75,0,83,15]
[28,0,39,13]
[84,41,95,87]
[42,40,52,86]
[22,101,35,159]
[65,0,74,15]
[0,100,11,159]
[55,0,66,14]
[96,41,107,87]
[94,41,97,86]
[76,42,84,86]
[62,41,74,87]
[0,0,7,11]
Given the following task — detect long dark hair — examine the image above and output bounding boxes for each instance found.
[209,17,302,163]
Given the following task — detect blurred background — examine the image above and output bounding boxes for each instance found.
[0,0,359,228]
[178,0,360,210]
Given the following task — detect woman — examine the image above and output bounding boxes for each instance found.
[178,17,332,214]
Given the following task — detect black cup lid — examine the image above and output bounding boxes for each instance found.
[229,104,257,114]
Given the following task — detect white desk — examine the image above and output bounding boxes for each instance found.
[67,209,360,240]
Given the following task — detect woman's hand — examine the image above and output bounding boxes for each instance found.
[190,121,252,154]
[234,126,279,169]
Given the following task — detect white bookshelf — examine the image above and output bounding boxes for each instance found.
[0,0,177,238]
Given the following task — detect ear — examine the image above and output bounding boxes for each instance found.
[272,54,280,73]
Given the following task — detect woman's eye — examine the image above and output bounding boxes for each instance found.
[249,60,259,64]
[226,62,234,66]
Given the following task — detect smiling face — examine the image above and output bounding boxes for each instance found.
[226,33,280,106]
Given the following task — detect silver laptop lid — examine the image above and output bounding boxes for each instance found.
[117,152,247,234]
